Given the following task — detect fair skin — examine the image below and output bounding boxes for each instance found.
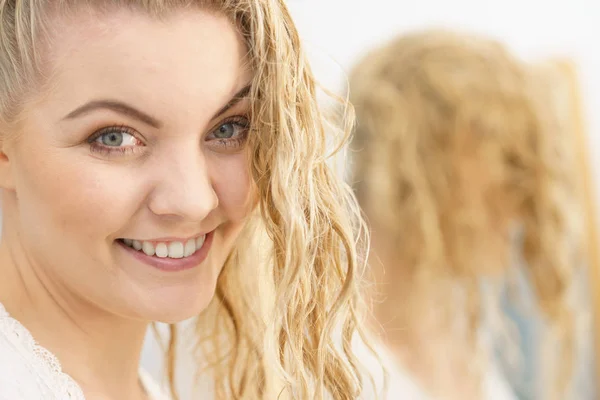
[0,6,253,400]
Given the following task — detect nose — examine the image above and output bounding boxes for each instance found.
[147,147,218,222]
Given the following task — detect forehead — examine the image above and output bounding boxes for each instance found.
[38,7,251,122]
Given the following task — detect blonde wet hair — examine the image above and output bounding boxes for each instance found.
[0,1,375,399]
[349,29,584,399]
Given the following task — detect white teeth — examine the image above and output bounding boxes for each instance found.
[142,241,155,256]
[184,239,196,257]
[155,243,168,258]
[168,242,184,259]
[122,234,207,259]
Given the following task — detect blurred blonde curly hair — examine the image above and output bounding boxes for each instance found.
[349,29,584,399]
[0,1,377,399]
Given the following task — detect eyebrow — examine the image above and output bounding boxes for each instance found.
[62,83,252,128]
[212,84,252,119]
[63,100,162,129]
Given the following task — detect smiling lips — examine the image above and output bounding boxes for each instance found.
[121,235,206,259]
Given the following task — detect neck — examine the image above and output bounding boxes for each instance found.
[0,236,149,399]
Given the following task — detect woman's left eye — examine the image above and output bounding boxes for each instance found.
[206,117,250,149]
[213,123,238,139]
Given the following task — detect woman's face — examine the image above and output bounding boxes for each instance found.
[0,7,254,322]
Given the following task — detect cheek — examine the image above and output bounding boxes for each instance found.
[208,153,254,256]
[12,145,140,243]
[209,153,254,221]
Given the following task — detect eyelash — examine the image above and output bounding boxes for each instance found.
[87,125,142,157]
[86,116,251,158]
[205,116,251,150]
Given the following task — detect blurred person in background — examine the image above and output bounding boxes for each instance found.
[348,29,593,400]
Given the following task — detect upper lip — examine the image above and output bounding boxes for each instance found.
[120,232,210,243]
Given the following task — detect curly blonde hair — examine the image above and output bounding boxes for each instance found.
[349,29,584,398]
[0,1,375,399]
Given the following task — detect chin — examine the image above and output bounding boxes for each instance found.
[132,283,218,324]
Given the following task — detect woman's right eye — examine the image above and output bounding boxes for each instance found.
[88,126,145,157]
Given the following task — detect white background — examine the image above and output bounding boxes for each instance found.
[287,0,600,192]
[141,0,600,393]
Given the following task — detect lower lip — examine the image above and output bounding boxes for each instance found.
[117,232,214,272]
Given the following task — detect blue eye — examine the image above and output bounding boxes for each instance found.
[100,131,124,146]
[93,128,140,147]
[210,119,249,140]
[88,126,145,158]
[214,123,237,139]
[205,117,250,151]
